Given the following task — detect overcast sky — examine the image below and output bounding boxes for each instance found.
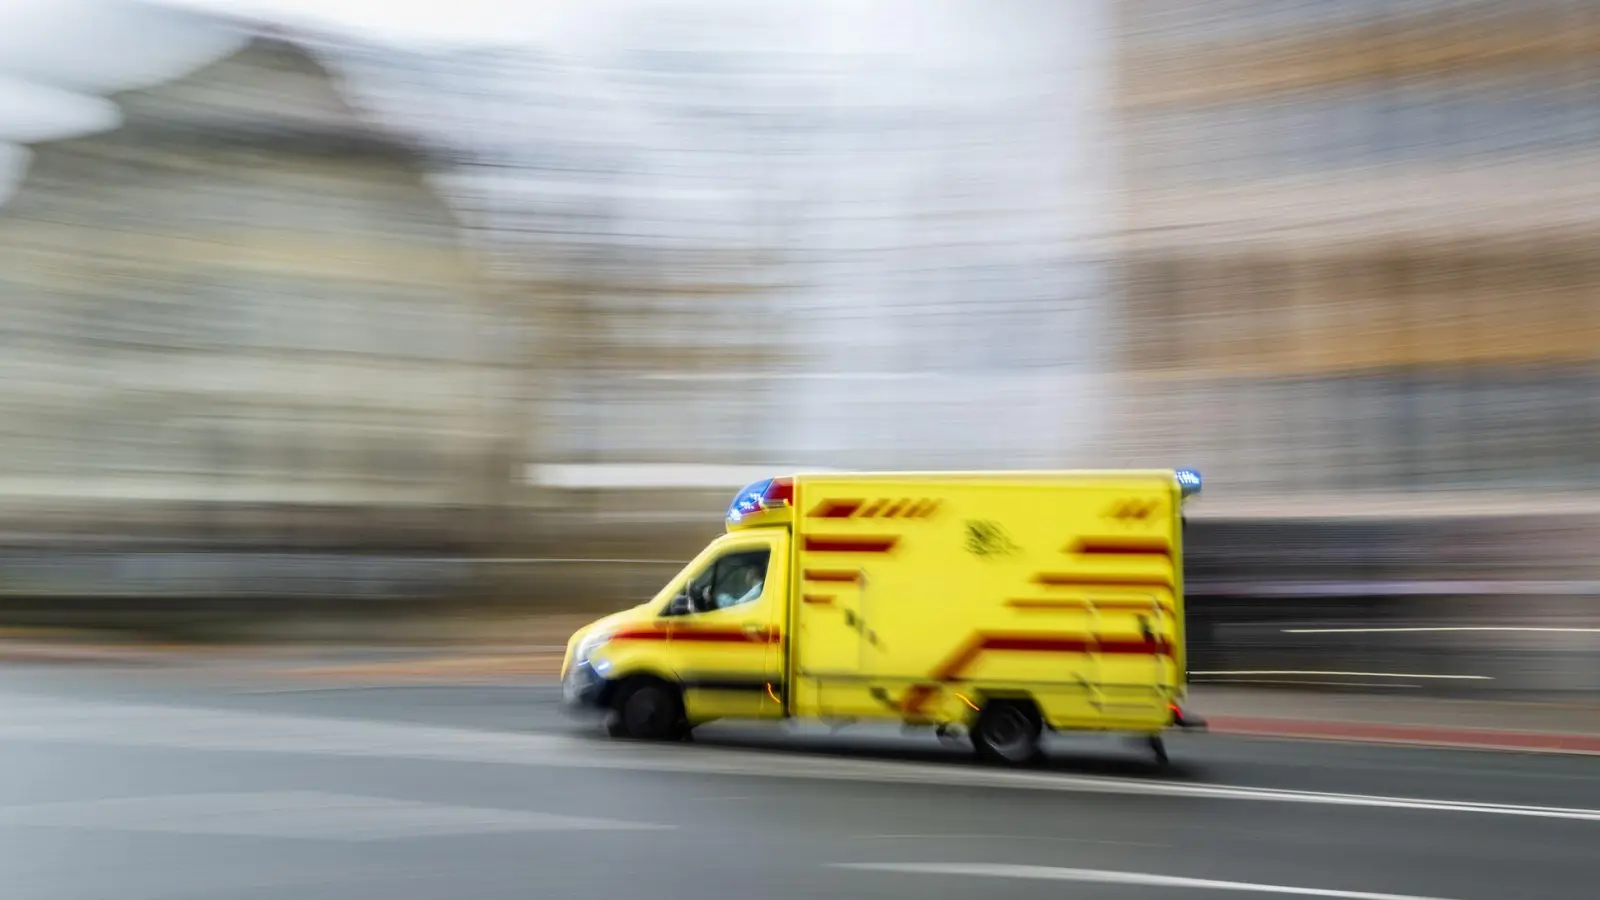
[0,0,1090,178]
[145,0,1054,56]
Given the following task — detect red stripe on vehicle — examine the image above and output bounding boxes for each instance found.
[804,536,898,553]
[900,684,940,713]
[803,569,863,584]
[609,627,670,642]
[807,499,863,519]
[978,634,1172,657]
[675,629,780,644]
[901,630,1172,714]
[1005,598,1174,614]
[612,627,781,644]
[1033,572,1174,589]
[1070,536,1173,557]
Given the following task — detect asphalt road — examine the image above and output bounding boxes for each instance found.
[2,665,1598,900]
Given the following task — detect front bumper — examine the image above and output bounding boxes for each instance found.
[561,661,608,714]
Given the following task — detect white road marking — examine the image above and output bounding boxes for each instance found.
[830,863,1460,900]
[1,694,1598,823]
[857,833,1167,847]
[0,791,671,841]
[1191,679,1421,689]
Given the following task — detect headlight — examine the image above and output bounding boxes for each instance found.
[575,630,612,665]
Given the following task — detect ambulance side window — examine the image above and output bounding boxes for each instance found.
[684,549,770,613]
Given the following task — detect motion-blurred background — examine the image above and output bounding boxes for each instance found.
[0,0,1595,693]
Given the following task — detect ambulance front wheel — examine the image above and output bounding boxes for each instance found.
[970,700,1044,766]
[607,677,688,741]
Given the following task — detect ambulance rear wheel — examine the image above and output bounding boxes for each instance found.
[971,700,1043,766]
[609,678,684,741]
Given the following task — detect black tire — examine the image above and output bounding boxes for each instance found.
[970,700,1044,766]
[608,678,685,741]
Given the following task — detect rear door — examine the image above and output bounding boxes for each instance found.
[790,486,941,714]
[663,530,789,722]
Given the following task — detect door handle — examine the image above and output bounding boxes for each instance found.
[741,623,766,640]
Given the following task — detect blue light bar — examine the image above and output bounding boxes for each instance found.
[726,478,774,523]
[1175,468,1202,498]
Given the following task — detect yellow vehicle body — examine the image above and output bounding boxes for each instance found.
[561,469,1197,752]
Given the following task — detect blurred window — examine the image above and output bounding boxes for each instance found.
[183,273,468,362]
[1125,0,1517,47]
[1134,76,1600,180]
[684,548,771,614]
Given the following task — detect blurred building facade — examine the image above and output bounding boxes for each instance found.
[1110,0,1600,504]
[0,35,512,567]
[418,4,1115,486]
[3,2,1597,615]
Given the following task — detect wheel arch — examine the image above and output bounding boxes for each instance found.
[597,669,682,709]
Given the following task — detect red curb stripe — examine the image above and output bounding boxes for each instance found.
[1207,715,1600,755]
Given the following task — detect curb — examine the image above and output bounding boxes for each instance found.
[0,644,189,665]
[1207,715,1600,756]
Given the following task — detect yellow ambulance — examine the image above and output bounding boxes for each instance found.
[560,469,1205,765]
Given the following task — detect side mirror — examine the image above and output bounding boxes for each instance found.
[666,593,693,616]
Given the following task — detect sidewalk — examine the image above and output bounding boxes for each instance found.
[3,633,1599,755]
[1192,687,1600,755]
[0,618,584,671]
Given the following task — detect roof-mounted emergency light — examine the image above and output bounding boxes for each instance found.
[726,476,794,523]
[1175,468,1202,499]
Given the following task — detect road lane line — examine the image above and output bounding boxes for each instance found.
[830,863,1460,899]
[0,791,674,840]
[1205,718,1600,755]
[3,695,1600,822]
[857,833,1168,847]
